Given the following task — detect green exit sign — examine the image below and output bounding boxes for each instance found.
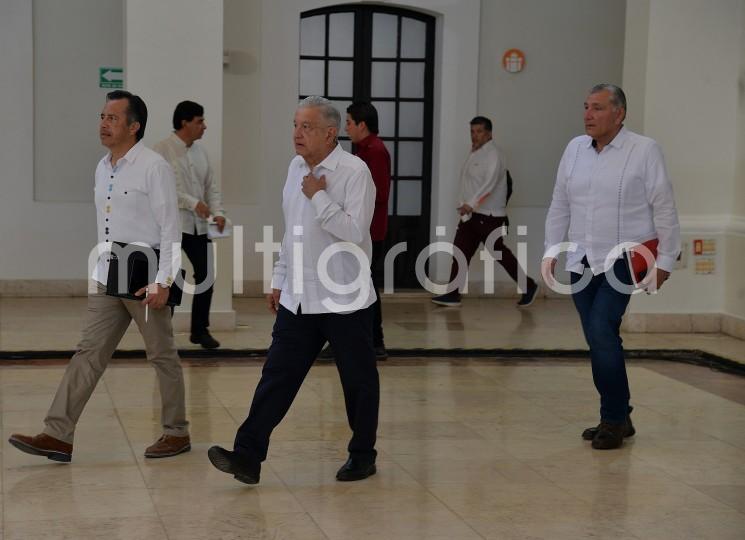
[99,67,123,89]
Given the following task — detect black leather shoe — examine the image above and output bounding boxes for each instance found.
[582,407,635,441]
[190,331,220,350]
[207,446,260,484]
[336,457,376,481]
[591,422,626,450]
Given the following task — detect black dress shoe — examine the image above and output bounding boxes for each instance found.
[591,422,626,450]
[582,407,635,441]
[336,457,376,481]
[190,331,220,350]
[207,446,260,484]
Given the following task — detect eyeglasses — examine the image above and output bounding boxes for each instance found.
[293,121,331,134]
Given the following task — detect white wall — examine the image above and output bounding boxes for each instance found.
[624,0,744,315]
[724,0,745,320]
[470,0,626,289]
[125,0,233,328]
[33,0,123,203]
[0,0,94,282]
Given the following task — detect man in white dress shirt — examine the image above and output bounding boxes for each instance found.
[542,84,680,450]
[154,101,226,350]
[208,96,379,484]
[9,91,190,462]
[431,116,539,307]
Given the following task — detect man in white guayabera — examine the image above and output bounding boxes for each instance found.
[208,96,379,484]
[542,84,680,450]
[9,91,190,463]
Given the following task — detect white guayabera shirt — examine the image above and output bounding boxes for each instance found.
[271,144,377,314]
[459,139,509,217]
[544,127,680,275]
[91,141,182,287]
[152,133,225,235]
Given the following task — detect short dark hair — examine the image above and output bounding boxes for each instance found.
[346,102,379,134]
[172,100,204,131]
[106,90,148,141]
[470,116,492,132]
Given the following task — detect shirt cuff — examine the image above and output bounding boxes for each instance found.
[270,273,285,290]
[656,255,676,273]
[155,272,174,288]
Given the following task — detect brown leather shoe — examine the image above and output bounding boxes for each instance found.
[144,435,191,458]
[8,433,73,462]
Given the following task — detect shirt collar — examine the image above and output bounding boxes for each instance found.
[306,143,344,173]
[587,126,628,150]
[472,139,494,154]
[106,140,145,168]
[170,132,188,149]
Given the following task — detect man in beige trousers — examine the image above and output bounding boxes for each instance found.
[9,90,190,462]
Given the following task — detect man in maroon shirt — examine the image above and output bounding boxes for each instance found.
[346,102,391,358]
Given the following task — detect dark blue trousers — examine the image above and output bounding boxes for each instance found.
[570,258,633,424]
[234,304,379,463]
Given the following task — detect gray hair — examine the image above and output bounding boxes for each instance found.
[298,96,341,128]
[590,84,627,112]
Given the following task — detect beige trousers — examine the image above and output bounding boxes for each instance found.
[43,284,188,444]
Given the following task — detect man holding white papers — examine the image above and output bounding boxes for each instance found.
[542,84,680,450]
[154,101,225,349]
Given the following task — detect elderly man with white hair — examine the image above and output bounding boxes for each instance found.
[209,96,379,484]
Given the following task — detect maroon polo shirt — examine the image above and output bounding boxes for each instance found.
[355,133,391,241]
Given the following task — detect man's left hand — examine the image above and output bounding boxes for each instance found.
[641,268,670,293]
[302,174,326,199]
[134,283,170,309]
[214,216,226,233]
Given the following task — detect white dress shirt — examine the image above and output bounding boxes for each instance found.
[271,144,377,314]
[92,141,182,287]
[459,139,508,217]
[152,133,224,235]
[544,127,680,274]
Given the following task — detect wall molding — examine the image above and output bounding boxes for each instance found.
[624,312,745,341]
[679,214,745,237]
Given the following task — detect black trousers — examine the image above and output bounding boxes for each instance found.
[234,304,379,463]
[371,240,384,346]
[448,214,535,293]
[181,232,213,335]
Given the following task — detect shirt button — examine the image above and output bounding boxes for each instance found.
[107,196,111,200]
[110,175,114,179]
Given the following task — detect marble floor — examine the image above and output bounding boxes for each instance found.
[0,358,744,539]
[0,296,744,539]
[1,295,744,363]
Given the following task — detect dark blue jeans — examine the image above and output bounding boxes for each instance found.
[234,304,379,463]
[570,258,633,424]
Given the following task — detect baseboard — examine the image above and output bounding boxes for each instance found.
[0,279,89,297]
[171,310,236,332]
[722,313,745,340]
[623,312,745,340]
